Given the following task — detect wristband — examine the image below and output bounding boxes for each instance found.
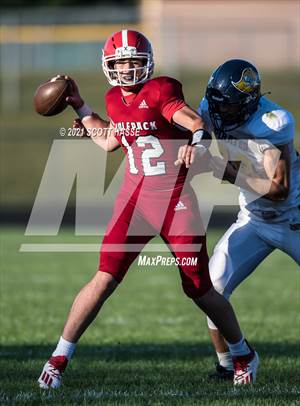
[76,103,93,119]
[191,129,211,146]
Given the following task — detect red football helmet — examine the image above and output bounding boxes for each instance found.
[102,30,154,87]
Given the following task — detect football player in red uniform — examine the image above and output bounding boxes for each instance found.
[38,30,258,389]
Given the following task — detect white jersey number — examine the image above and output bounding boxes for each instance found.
[122,135,166,176]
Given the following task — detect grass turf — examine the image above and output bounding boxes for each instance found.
[0,227,299,405]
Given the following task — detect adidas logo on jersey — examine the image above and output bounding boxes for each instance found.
[174,201,187,211]
[138,99,149,109]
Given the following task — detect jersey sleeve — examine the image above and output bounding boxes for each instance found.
[243,108,295,156]
[260,110,295,146]
[158,77,187,122]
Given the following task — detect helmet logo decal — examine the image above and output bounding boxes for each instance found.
[115,46,137,58]
[232,68,260,94]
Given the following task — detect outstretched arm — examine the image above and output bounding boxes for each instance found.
[172,106,211,168]
[210,144,290,201]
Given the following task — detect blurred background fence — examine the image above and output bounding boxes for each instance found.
[0,0,299,227]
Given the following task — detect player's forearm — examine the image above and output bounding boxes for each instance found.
[71,96,117,151]
[239,148,290,200]
[82,114,110,131]
[81,114,117,151]
[244,176,289,200]
[227,170,289,201]
[261,181,289,200]
[172,106,206,133]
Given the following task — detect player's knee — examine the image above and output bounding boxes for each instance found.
[181,278,212,299]
[209,249,231,296]
[93,271,119,297]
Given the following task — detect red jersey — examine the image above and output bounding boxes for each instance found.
[100,76,212,298]
[105,76,191,192]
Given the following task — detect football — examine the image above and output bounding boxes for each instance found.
[34,76,72,116]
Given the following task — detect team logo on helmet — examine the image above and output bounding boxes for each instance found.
[231,68,260,94]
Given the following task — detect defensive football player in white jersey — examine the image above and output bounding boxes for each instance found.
[198,59,300,380]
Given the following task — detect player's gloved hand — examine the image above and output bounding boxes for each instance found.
[61,75,85,109]
[62,75,94,119]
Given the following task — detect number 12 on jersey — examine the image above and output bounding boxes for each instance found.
[121,135,166,176]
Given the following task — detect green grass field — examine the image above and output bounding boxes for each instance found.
[0,227,299,405]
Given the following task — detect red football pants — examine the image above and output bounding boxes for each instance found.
[99,180,212,298]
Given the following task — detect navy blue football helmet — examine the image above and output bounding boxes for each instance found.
[206,59,261,133]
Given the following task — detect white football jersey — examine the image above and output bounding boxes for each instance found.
[198,96,300,220]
